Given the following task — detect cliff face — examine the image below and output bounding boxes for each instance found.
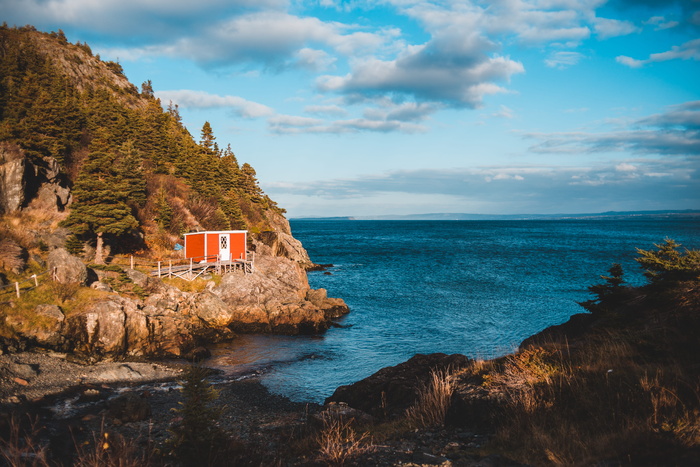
[0,25,349,358]
[3,249,349,359]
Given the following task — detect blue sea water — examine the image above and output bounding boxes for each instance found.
[206,218,700,403]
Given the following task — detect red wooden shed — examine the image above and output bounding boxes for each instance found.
[183,230,247,263]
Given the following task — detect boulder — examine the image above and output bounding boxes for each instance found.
[191,291,235,328]
[325,353,471,420]
[4,305,66,347]
[125,268,166,293]
[32,304,65,346]
[312,402,374,428]
[306,288,350,319]
[66,296,139,356]
[213,254,345,334]
[47,248,88,285]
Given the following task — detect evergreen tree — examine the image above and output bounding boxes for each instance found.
[154,187,173,231]
[636,239,700,285]
[579,263,628,314]
[116,140,147,210]
[199,121,216,154]
[238,162,264,202]
[60,151,138,264]
[141,79,154,98]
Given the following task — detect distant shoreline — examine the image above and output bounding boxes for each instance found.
[292,209,700,222]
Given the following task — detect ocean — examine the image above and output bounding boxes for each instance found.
[205,218,700,403]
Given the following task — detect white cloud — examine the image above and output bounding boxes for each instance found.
[267,160,698,216]
[155,90,274,118]
[304,105,348,116]
[525,101,700,156]
[492,105,516,119]
[617,38,700,68]
[645,16,679,30]
[0,0,285,40]
[593,17,639,39]
[545,51,584,68]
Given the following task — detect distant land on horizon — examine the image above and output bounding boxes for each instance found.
[292,210,700,221]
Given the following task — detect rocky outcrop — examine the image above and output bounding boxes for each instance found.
[0,144,29,213]
[4,304,66,348]
[47,248,88,285]
[212,254,349,334]
[0,143,70,214]
[45,254,348,359]
[325,353,471,420]
[253,210,313,265]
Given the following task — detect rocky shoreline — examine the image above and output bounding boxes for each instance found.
[0,350,509,466]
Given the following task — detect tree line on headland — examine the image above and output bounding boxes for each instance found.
[0,24,282,265]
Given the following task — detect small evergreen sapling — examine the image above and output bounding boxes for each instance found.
[580,263,628,315]
[167,366,228,466]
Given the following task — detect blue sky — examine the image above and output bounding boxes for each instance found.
[3,0,699,217]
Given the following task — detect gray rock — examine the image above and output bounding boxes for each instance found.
[47,248,88,285]
[192,291,234,327]
[10,362,39,380]
[0,151,28,214]
[66,296,141,356]
[90,281,113,292]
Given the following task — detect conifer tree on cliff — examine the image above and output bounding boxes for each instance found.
[200,121,217,155]
[61,152,138,264]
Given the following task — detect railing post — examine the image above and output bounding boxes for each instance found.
[158,261,161,278]
[131,255,134,270]
[15,282,20,298]
[31,274,38,287]
[169,260,172,278]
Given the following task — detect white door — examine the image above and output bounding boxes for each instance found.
[219,234,230,261]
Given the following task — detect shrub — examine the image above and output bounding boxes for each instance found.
[316,418,372,466]
[636,239,700,285]
[405,368,456,428]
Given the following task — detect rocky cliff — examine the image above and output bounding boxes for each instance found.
[3,249,349,360]
[0,25,349,360]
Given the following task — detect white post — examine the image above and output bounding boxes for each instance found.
[15,282,20,298]
[31,274,38,287]
[158,261,161,278]
[169,260,172,278]
[130,256,134,270]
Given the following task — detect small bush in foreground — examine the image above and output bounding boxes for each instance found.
[316,418,372,466]
[405,368,456,428]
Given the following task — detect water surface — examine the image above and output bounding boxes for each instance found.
[206,218,700,403]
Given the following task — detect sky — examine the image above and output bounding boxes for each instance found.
[2,0,699,217]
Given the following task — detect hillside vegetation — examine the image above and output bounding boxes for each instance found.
[0,24,284,267]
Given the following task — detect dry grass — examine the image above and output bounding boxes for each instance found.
[405,368,457,428]
[73,423,157,467]
[0,415,52,467]
[488,326,700,465]
[316,418,373,466]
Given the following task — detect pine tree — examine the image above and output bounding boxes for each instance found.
[60,151,138,264]
[238,162,263,202]
[115,140,147,210]
[579,263,628,315]
[154,187,173,230]
[199,121,216,154]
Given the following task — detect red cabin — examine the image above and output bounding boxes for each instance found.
[183,230,247,263]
